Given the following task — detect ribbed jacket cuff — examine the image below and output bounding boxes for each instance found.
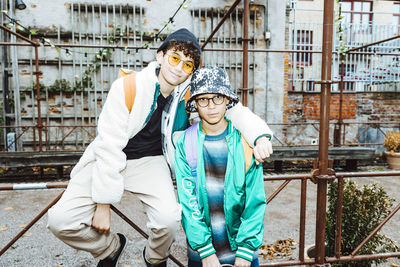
[197,243,216,259]
[254,134,272,145]
[235,246,255,262]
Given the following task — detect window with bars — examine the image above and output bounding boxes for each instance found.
[293,30,313,66]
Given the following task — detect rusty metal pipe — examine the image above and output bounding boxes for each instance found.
[347,34,400,52]
[334,176,344,258]
[351,202,400,256]
[201,0,241,50]
[34,45,43,152]
[326,252,400,263]
[299,178,307,261]
[0,191,64,256]
[314,0,335,265]
[0,183,67,190]
[3,40,400,56]
[259,259,315,267]
[0,24,37,46]
[110,205,185,267]
[266,180,291,204]
[242,0,249,107]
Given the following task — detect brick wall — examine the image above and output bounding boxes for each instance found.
[285,92,400,122]
[358,92,400,121]
[303,93,357,120]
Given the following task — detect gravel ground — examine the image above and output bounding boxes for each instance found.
[1,166,399,266]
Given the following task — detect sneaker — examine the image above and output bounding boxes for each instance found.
[142,247,167,267]
[97,233,127,267]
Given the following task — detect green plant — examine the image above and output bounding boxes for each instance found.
[48,79,73,93]
[383,131,400,153]
[326,179,399,267]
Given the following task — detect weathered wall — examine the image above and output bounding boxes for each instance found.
[2,0,289,150]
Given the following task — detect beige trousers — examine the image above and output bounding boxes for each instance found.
[47,155,181,265]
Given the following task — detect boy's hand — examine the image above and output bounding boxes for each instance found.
[254,136,273,165]
[201,254,222,267]
[233,257,251,267]
[92,203,111,234]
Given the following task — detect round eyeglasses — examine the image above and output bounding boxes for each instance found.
[166,53,195,74]
[195,95,225,107]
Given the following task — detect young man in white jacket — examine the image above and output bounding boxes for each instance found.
[47,28,273,267]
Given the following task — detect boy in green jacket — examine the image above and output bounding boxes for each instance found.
[174,66,267,267]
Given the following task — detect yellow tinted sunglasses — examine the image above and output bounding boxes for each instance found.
[167,53,195,74]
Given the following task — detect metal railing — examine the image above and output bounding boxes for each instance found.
[289,21,400,92]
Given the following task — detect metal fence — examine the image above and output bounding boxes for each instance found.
[0,2,265,152]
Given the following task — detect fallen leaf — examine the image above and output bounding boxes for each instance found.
[4,207,13,210]
[0,225,8,231]
[390,263,400,267]
[23,232,32,237]
[18,224,26,228]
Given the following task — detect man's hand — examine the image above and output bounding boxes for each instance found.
[201,253,222,267]
[254,136,273,165]
[92,203,111,234]
[233,257,251,267]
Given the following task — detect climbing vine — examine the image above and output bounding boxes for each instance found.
[335,0,347,62]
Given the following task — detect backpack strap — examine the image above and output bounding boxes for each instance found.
[184,121,201,208]
[184,121,200,177]
[241,135,254,173]
[123,72,137,112]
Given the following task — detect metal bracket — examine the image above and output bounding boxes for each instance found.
[310,168,336,184]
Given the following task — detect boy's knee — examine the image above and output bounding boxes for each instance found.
[150,206,181,234]
[47,206,74,236]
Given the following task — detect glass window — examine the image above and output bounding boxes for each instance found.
[354,2,362,11]
[394,3,400,14]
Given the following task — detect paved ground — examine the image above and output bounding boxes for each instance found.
[1,166,399,266]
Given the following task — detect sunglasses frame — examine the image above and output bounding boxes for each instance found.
[166,53,195,74]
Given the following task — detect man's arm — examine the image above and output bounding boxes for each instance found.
[226,102,273,164]
[92,78,131,204]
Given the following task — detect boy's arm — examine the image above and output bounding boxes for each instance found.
[92,78,130,204]
[225,102,273,163]
[174,135,216,260]
[234,163,267,262]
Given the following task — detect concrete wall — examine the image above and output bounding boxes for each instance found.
[1,0,289,150]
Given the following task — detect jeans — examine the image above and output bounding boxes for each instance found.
[188,257,259,267]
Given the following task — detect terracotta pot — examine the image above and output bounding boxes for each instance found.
[384,151,400,170]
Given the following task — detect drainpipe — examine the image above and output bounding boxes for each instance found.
[1,0,9,149]
[242,0,249,106]
[265,0,269,120]
[314,0,335,266]
[8,0,22,150]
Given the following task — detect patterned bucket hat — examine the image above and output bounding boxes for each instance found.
[186,66,239,112]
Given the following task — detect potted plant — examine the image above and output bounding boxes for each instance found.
[325,179,399,267]
[383,130,400,169]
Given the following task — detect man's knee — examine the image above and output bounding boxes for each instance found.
[47,205,76,236]
[150,205,181,235]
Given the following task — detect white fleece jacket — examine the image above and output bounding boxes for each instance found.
[70,61,273,204]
